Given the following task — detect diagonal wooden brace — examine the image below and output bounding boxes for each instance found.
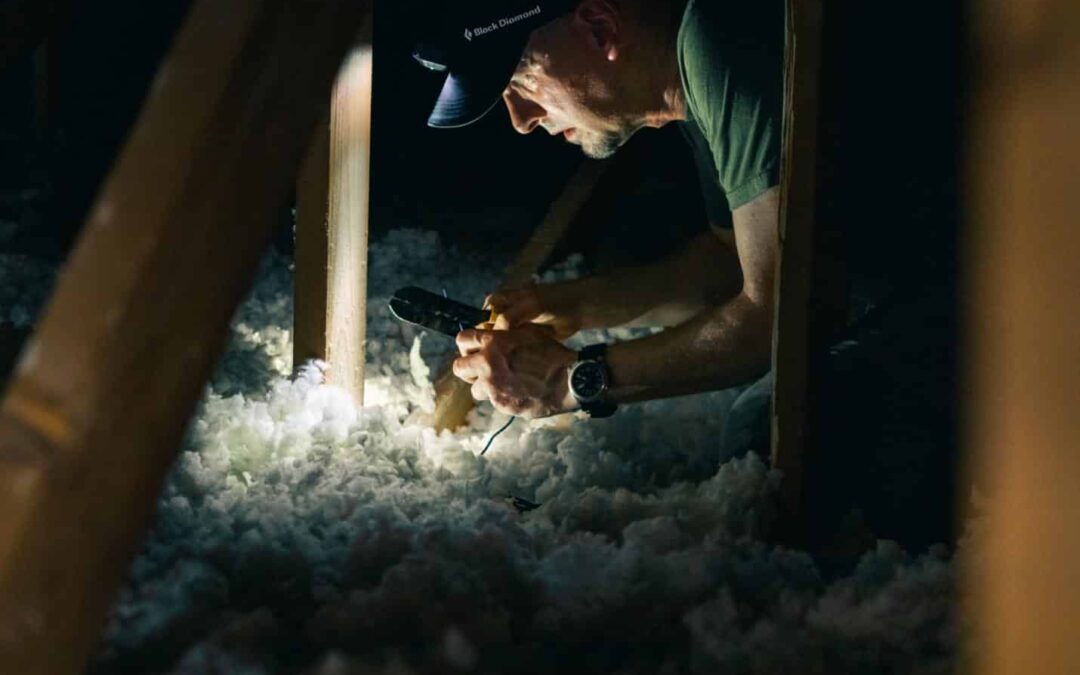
[433,158,610,432]
[0,1,372,672]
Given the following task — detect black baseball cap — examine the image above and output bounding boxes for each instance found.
[413,1,578,128]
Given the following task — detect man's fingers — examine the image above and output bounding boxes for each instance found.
[486,289,540,327]
[456,329,479,356]
[470,380,490,402]
[451,357,473,383]
[501,305,537,327]
[455,328,494,356]
[452,353,488,383]
[485,291,510,312]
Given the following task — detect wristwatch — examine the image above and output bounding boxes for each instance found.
[567,343,617,418]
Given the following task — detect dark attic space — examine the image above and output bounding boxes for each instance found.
[2,0,1077,673]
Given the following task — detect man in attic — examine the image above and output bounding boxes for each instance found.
[415,0,782,459]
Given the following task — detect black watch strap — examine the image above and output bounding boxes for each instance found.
[579,343,607,361]
[577,343,617,418]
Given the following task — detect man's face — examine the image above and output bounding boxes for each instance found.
[501,16,633,159]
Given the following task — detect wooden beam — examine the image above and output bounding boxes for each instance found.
[0,324,29,384]
[966,0,1080,672]
[434,158,610,432]
[0,1,370,672]
[294,38,374,405]
[498,159,612,288]
[769,0,826,541]
[294,120,331,371]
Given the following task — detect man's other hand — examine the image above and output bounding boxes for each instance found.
[452,324,577,418]
[484,284,583,339]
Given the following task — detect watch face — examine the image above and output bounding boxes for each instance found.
[570,360,607,403]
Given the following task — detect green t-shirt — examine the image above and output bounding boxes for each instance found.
[677,0,784,221]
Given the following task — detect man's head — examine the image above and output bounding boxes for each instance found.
[416,0,685,159]
[502,1,634,158]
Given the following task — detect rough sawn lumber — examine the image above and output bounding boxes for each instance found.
[0,1,371,672]
[294,39,374,405]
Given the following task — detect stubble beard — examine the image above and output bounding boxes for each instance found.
[577,128,629,160]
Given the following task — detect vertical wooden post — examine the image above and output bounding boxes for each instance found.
[0,0,370,672]
[294,32,373,405]
[770,0,826,539]
[966,0,1080,672]
[295,121,331,371]
[433,158,610,432]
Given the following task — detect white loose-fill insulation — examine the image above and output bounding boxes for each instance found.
[1,228,955,674]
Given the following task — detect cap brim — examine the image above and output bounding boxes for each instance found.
[426,35,525,129]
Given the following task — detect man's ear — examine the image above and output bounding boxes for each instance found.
[572,0,621,61]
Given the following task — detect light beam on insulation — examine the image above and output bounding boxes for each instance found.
[60,228,958,674]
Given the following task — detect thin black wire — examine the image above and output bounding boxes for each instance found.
[465,416,515,507]
[480,416,516,456]
[443,288,516,498]
[442,287,516,457]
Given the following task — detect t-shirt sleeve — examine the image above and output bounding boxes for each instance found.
[679,120,734,229]
[678,0,783,210]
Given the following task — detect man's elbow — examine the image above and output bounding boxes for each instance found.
[723,291,776,375]
[745,295,775,372]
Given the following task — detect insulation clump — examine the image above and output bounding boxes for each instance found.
[33,229,952,674]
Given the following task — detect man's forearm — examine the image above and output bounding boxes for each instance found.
[575,229,742,330]
[605,292,773,403]
[469,190,780,418]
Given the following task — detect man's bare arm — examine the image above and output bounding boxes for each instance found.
[586,227,744,329]
[488,227,742,336]
[453,187,780,417]
[605,186,779,402]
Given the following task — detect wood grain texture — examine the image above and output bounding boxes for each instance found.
[965,0,1080,672]
[293,39,374,408]
[324,46,373,404]
[433,159,610,432]
[294,120,331,369]
[0,1,370,672]
[770,0,825,542]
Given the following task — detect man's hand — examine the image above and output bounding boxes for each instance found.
[484,283,584,339]
[452,324,577,418]
[486,229,744,338]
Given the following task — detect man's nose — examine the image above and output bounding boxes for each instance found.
[502,89,544,135]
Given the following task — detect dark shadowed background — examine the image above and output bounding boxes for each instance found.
[0,0,963,552]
